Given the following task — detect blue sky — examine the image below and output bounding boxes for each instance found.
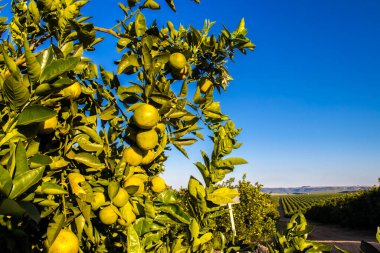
[84,0,380,188]
[5,0,380,187]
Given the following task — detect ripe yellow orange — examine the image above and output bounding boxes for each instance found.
[112,188,129,207]
[68,173,86,195]
[136,129,158,151]
[99,205,118,225]
[123,146,143,166]
[124,176,145,195]
[141,150,155,165]
[151,176,166,193]
[198,78,213,93]
[133,103,160,129]
[39,116,58,135]
[61,82,81,100]
[118,202,136,226]
[46,229,79,253]
[169,52,187,70]
[91,192,106,211]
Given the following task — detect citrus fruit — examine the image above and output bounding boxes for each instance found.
[91,192,106,211]
[39,116,58,135]
[155,123,166,133]
[68,173,86,195]
[133,103,160,129]
[46,229,79,253]
[124,176,145,195]
[141,150,155,165]
[99,205,118,225]
[61,82,81,100]
[198,78,213,93]
[169,52,187,70]
[112,188,129,207]
[172,65,188,80]
[118,202,136,226]
[151,176,166,193]
[123,146,143,166]
[136,129,158,151]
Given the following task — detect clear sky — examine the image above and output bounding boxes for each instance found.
[7,0,380,187]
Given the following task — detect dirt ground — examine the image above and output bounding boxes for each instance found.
[277,200,380,253]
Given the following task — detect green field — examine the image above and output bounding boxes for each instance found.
[277,192,351,217]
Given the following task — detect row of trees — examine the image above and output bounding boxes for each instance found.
[305,187,380,229]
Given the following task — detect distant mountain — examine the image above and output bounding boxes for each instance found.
[261,185,372,194]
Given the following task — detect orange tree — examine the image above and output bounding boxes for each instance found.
[0,0,254,252]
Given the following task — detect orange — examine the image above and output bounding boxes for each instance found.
[151,176,166,193]
[141,150,155,165]
[99,205,118,225]
[123,146,143,166]
[112,188,129,207]
[133,103,160,129]
[39,116,58,135]
[136,129,158,151]
[46,229,79,253]
[124,176,145,195]
[169,52,187,70]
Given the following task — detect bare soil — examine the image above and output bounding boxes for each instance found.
[277,199,380,253]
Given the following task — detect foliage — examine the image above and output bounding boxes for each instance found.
[268,212,332,253]
[0,0,254,252]
[215,177,279,245]
[305,187,380,229]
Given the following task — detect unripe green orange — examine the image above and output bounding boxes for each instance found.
[169,52,187,70]
[112,188,129,207]
[133,103,160,129]
[123,146,143,166]
[91,192,106,211]
[99,206,118,225]
[136,129,158,151]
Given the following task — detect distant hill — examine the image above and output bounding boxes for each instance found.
[261,186,372,194]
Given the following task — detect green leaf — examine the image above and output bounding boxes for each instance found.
[72,152,105,169]
[127,225,143,253]
[3,73,30,110]
[377,227,380,243]
[47,214,65,246]
[207,187,238,205]
[190,219,199,240]
[0,198,25,217]
[24,36,41,84]
[217,157,248,167]
[108,181,120,200]
[17,105,57,125]
[75,126,103,144]
[159,204,191,224]
[15,141,28,178]
[40,57,80,82]
[188,176,205,199]
[134,13,146,37]
[76,135,104,152]
[165,0,176,12]
[199,232,213,245]
[155,190,178,205]
[0,166,12,196]
[9,167,44,199]
[29,154,52,168]
[117,54,140,74]
[41,182,68,195]
[142,0,160,9]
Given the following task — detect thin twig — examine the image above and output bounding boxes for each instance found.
[94,26,121,38]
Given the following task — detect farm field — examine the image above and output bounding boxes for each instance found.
[275,192,350,217]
